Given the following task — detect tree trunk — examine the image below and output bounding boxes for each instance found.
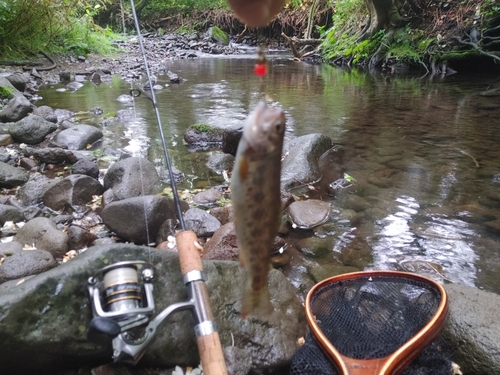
[358,0,404,40]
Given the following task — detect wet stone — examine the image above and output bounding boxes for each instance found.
[337,194,371,212]
[286,199,331,230]
[295,236,333,259]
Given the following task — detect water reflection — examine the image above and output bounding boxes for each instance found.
[369,195,477,287]
[37,57,500,295]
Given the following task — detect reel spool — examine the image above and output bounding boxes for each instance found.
[299,270,449,375]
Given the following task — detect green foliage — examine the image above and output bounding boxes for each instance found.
[193,123,213,133]
[0,0,119,58]
[0,86,15,99]
[386,27,434,64]
[142,0,227,17]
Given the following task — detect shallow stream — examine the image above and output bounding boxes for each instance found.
[37,52,500,296]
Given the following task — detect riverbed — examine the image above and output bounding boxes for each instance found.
[36,53,500,295]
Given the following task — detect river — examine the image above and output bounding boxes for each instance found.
[36,52,500,296]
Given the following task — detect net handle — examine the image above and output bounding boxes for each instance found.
[305,270,449,375]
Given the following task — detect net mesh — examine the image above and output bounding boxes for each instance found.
[290,333,453,375]
[290,275,450,375]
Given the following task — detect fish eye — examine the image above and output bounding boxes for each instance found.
[275,122,283,132]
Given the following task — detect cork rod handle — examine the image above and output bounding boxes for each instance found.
[176,230,228,375]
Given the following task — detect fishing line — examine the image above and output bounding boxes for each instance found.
[129,0,185,230]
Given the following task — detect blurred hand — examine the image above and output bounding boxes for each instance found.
[227,0,285,27]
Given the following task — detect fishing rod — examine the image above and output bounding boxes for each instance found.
[86,2,228,374]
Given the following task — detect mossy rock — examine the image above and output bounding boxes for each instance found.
[0,86,15,100]
[207,26,229,46]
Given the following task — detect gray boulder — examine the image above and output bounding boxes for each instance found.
[0,96,32,122]
[9,115,58,144]
[0,244,306,375]
[0,204,24,225]
[0,161,29,188]
[54,108,75,123]
[42,174,104,212]
[203,222,238,261]
[0,241,23,256]
[14,217,69,257]
[184,207,221,237]
[72,157,99,179]
[192,188,223,206]
[5,72,30,91]
[0,249,57,282]
[103,157,162,200]
[0,76,22,99]
[443,284,500,374]
[53,124,103,150]
[17,174,58,206]
[281,134,333,190]
[101,195,178,244]
[33,105,58,123]
[24,146,78,164]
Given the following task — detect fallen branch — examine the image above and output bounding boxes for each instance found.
[281,33,323,59]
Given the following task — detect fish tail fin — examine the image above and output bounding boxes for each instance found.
[241,286,273,319]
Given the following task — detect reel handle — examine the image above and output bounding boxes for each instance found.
[176,230,228,375]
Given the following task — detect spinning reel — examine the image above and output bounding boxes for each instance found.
[87,259,216,364]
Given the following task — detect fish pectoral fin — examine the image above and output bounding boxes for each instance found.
[238,157,249,181]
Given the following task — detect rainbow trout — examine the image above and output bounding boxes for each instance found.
[231,101,286,318]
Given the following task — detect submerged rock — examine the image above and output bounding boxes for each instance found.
[286,199,331,229]
[0,244,306,374]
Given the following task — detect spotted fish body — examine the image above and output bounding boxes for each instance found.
[231,101,286,319]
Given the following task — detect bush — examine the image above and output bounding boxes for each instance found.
[0,0,118,58]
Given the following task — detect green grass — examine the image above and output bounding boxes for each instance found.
[0,86,15,99]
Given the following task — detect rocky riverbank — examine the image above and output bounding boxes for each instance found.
[2,37,500,375]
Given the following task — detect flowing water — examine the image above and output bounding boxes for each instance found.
[37,52,500,296]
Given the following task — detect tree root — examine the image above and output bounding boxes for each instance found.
[452,36,500,63]
[22,51,57,72]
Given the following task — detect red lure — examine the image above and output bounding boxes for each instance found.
[254,45,268,76]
